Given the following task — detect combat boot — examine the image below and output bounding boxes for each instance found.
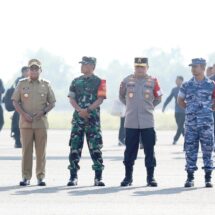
[121,165,133,187]
[146,168,158,187]
[205,171,213,188]
[67,171,78,186]
[94,171,105,186]
[184,172,194,188]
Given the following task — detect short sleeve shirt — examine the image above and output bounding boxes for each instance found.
[119,74,162,129]
[12,78,56,129]
[68,74,106,125]
[178,77,215,126]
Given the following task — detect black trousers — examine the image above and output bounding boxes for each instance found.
[11,111,21,146]
[0,105,4,131]
[119,117,143,145]
[124,128,156,168]
[174,112,185,142]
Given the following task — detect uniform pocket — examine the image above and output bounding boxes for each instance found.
[143,87,153,100]
[200,90,212,101]
[127,84,136,99]
[38,90,48,101]
[127,89,135,98]
[21,88,31,100]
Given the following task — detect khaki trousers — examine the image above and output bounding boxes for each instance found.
[20,128,47,180]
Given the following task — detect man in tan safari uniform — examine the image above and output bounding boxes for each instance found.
[12,59,56,186]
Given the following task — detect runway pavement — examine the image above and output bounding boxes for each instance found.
[0,129,214,215]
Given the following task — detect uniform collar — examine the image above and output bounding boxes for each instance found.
[82,74,95,79]
[133,73,149,80]
[193,76,206,84]
[28,77,42,83]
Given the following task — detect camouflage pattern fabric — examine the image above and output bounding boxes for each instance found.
[68,75,104,173]
[178,77,215,172]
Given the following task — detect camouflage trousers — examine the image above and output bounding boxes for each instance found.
[184,124,214,172]
[68,120,104,173]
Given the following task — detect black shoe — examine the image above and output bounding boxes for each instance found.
[118,140,125,146]
[14,144,22,148]
[146,168,158,187]
[184,172,194,188]
[205,171,213,188]
[205,181,213,188]
[184,180,194,188]
[121,164,133,186]
[147,177,158,187]
[20,179,30,186]
[120,177,133,187]
[67,178,78,186]
[67,171,78,186]
[37,179,46,186]
[15,138,22,148]
[94,171,105,186]
[94,178,105,186]
[172,140,177,145]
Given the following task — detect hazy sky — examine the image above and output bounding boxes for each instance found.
[0,0,214,82]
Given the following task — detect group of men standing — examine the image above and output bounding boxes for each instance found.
[0,56,214,189]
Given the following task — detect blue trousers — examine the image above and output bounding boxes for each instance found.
[184,124,214,172]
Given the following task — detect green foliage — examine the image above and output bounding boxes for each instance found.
[25,49,74,110]
[21,48,215,112]
[2,110,177,130]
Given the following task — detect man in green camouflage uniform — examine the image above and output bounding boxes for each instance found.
[67,56,106,187]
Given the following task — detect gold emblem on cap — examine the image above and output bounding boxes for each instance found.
[138,58,142,63]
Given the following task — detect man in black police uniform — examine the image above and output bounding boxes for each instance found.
[119,57,162,187]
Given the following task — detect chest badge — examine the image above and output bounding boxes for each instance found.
[145,94,150,99]
[24,93,29,98]
[128,92,134,98]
